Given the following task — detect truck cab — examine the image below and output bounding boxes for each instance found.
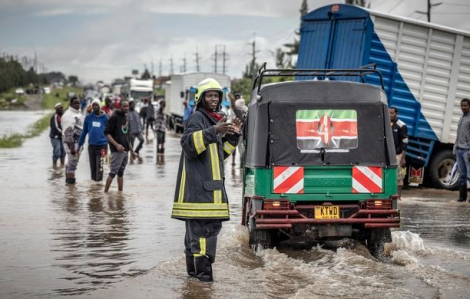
[242,65,400,257]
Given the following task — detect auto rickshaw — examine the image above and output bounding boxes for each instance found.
[242,64,400,257]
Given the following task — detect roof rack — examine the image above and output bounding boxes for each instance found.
[252,63,385,94]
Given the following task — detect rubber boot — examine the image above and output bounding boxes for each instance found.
[60,157,65,167]
[65,173,75,184]
[457,184,467,202]
[186,255,196,277]
[194,256,213,282]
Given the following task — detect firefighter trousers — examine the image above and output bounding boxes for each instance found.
[184,219,222,262]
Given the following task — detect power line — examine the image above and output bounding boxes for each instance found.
[415,0,443,22]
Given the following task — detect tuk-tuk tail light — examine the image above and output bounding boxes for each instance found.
[264,199,289,210]
[366,200,392,210]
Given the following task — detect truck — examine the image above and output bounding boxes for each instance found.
[297,4,470,190]
[122,78,154,108]
[165,73,230,133]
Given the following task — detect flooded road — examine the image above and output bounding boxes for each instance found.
[1,126,470,298]
[0,110,50,136]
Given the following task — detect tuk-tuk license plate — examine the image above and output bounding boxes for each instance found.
[314,206,339,219]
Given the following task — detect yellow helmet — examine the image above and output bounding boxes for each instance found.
[195,78,223,103]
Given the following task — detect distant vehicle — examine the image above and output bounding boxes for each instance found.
[15,88,25,95]
[165,73,230,133]
[43,87,51,94]
[121,78,154,112]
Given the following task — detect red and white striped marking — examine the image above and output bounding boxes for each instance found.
[352,166,383,193]
[273,166,304,194]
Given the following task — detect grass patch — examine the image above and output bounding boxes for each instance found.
[42,87,82,109]
[0,113,53,148]
[0,88,28,109]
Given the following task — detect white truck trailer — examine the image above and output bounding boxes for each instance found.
[165,73,231,133]
[297,4,470,189]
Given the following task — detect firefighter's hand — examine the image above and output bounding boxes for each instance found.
[215,121,238,135]
[232,118,242,133]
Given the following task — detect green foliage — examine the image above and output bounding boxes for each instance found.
[67,75,79,86]
[231,78,253,101]
[0,113,52,148]
[0,57,68,94]
[42,87,81,109]
[0,134,23,148]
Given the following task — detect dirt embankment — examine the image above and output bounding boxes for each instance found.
[23,94,44,110]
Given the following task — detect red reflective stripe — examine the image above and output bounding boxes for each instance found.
[352,167,382,193]
[274,167,303,193]
[368,166,383,178]
[273,166,288,178]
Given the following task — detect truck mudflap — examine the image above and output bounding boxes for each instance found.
[252,200,400,230]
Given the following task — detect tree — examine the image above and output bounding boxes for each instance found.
[282,0,308,68]
[141,69,151,80]
[68,75,79,86]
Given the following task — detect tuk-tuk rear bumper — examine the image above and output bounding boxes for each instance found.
[253,209,400,229]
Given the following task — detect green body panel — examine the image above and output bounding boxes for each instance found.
[244,166,397,201]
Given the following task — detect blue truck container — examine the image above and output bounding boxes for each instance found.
[297,4,470,189]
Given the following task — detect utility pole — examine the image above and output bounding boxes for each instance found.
[213,46,218,73]
[212,45,228,74]
[181,55,187,73]
[195,49,200,72]
[158,60,163,88]
[151,62,154,77]
[415,0,442,22]
[221,45,228,75]
[247,33,260,78]
[170,58,174,75]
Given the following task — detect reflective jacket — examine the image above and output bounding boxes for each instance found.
[171,109,239,221]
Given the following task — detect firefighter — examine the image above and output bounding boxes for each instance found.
[171,78,242,282]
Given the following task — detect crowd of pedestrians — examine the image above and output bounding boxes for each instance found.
[48,95,169,192]
[48,88,247,194]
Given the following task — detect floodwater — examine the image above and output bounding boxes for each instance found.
[1,122,470,299]
[0,110,50,137]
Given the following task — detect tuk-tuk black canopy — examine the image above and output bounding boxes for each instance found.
[244,81,397,167]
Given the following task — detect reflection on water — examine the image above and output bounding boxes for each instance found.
[50,186,132,295]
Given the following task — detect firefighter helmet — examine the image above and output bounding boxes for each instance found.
[195,78,223,103]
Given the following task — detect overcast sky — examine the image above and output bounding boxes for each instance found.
[1,0,469,84]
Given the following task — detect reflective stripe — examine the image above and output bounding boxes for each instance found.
[177,161,186,203]
[223,141,235,155]
[193,130,206,154]
[171,209,230,218]
[214,190,222,204]
[173,202,228,210]
[209,143,222,204]
[199,238,206,255]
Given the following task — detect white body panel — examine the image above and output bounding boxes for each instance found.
[370,11,470,144]
[166,73,231,117]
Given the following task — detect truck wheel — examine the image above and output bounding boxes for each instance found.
[367,242,385,259]
[249,229,273,249]
[428,150,458,190]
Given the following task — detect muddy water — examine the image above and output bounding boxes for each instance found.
[0,110,50,136]
[1,128,470,298]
